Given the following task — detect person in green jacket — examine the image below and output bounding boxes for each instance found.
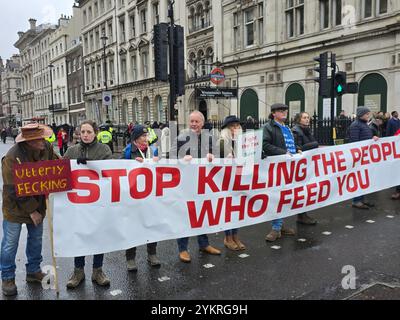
[63,120,112,289]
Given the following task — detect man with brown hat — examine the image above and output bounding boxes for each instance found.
[1,123,59,296]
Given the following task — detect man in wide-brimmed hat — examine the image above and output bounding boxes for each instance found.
[1,123,59,296]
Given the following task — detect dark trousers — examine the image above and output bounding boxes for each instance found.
[126,243,157,260]
[74,254,104,269]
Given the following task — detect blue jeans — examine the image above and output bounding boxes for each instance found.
[272,219,283,231]
[224,229,238,236]
[353,195,365,204]
[74,255,104,269]
[1,220,43,280]
[177,235,209,252]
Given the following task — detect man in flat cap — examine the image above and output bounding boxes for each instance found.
[262,103,299,242]
[1,123,59,296]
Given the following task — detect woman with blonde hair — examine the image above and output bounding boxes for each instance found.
[218,115,246,251]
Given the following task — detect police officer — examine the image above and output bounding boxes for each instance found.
[97,125,113,154]
[144,121,158,146]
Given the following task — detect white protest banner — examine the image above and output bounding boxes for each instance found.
[53,137,400,257]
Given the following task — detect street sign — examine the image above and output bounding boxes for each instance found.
[196,87,238,99]
[102,91,112,106]
[210,68,225,85]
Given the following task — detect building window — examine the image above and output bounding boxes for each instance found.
[108,21,113,42]
[91,66,96,87]
[320,0,330,29]
[233,12,240,49]
[153,2,160,25]
[379,0,388,14]
[364,0,373,18]
[95,30,100,50]
[121,57,127,83]
[129,13,136,38]
[142,51,148,78]
[258,2,264,44]
[77,56,82,70]
[131,55,137,80]
[90,33,94,52]
[140,9,147,33]
[100,0,105,13]
[244,9,255,47]
[119,17,126,43]
[94,1,98,17]
[97,63,102,84]
[109,59,115,81]
[86,68,90,86]
[83,10,87,25]
[334,0,342,26]
[286,0,304,38]
[73,58,76,72]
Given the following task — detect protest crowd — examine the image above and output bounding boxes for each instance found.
[1,103,400,296]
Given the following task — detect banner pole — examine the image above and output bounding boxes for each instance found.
[46,196,60,297]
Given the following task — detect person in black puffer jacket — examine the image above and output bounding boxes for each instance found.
[349,106,379,209]
[292,112,318,226]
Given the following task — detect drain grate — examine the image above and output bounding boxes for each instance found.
[349,283,400,300]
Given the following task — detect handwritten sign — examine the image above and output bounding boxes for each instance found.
[14,159,72,197]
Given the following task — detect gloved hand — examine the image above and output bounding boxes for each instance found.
[76,158,88,165]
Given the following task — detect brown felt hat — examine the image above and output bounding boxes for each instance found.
[15,123,53,143]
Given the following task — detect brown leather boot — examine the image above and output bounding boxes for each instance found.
[92,268,110,287]
[26,271,47,284]
[281,225,296,235]
[66,268,85,289]
[297,213,317,225]
[2,279,17,296]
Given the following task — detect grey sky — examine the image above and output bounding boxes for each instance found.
[0,0,74,60]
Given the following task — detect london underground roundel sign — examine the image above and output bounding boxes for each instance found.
[210,68,225,85]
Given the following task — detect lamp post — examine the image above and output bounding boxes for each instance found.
[48,64,55,125]
[100,33,109,118]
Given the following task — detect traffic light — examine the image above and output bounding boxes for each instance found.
[334,71,347,96]
[314,52,329,97]
[173,25,185,96]
[154,23,169,82]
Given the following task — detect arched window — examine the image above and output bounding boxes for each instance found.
[121,99,129,124]
[206,47,213,74]
[155,95,163,122]
[189,7,196,32]
[197,50,205,76]
[189,52,196,78]
[143,97,151,123]
[132,98,140,123]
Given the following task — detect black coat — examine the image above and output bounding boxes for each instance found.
[292,125,319,151]
[349,119,373,143]
[262,120,289,158]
